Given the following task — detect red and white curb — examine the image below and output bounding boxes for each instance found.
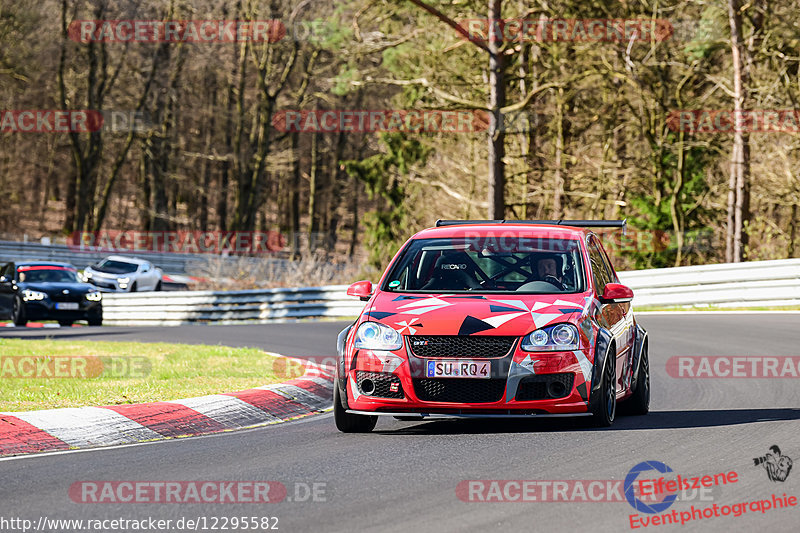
[0,358,333,457]
[1,322,79,328]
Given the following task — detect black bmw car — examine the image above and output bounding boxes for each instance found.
[0,261,103,326]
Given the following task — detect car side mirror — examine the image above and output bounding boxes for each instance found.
[600,282,633,303]
[347,280,373,301]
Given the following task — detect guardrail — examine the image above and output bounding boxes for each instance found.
[102,286,361,325]
[0,240,202,273]
[618,258,800,308]
[101,258,800,325]
[0,240,291,277]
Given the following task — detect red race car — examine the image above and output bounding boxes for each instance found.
[334,220,649,432]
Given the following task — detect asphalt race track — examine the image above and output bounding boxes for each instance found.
[1,314,799,532]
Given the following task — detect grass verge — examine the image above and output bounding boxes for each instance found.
[0,339,286,412]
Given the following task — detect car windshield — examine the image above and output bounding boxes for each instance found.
[18,267,79,283]
[95,259,138,274]
[384,237,586,293]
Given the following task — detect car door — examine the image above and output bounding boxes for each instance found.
[0,262,16,316]
[598,238,637,391]
[140,262,155,289]
[587,236,628,394]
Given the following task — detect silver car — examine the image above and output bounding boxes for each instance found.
[82,256,163,292]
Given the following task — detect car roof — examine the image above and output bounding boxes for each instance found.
[14,261,77,269]
[412,223,589,240]
[101,255,149,265]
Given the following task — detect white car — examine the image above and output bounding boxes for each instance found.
[82,256,163,292]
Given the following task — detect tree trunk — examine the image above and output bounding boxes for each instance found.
[487,0,506,219]
[552,87,565,219]
[290,131,301,259]
[727,0,751,262]
[308,132,319,250]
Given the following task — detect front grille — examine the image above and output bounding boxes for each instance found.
[515,373,574,401]
[356,371,404,399]
[50,292,84,303]
[413,378,506,403]
[407,336,517,358]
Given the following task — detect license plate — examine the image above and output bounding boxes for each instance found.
[55,302,79,310]
[426,360,490,379]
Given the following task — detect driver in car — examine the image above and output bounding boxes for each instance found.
[528,253,572,291]
[537,256,559,281]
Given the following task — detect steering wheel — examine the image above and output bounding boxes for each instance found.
[543,275,566,291]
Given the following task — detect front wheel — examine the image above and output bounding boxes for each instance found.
[58,320,73,327]
[590,353,616,427]
[12,296,27,326]
[88,313,103,326]
[155,280,162,291]
[334,385,377,433]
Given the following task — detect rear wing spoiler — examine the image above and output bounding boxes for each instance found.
[435,219,627,234]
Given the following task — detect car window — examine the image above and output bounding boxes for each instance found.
[588,236,612,294]
[17,267,79,283]
[384,237,586,294]
[598,241,619,283]
[1,263,13,280]
[96,259,139,274]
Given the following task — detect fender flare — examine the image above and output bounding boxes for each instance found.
[629,324,648,393]
[336,325,352,409]
[591,328,614,396]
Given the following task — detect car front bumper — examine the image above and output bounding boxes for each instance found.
[86,276,129,291]
[343,345,595,415]
[23,301,102,321]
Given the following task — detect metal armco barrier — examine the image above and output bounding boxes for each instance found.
[102,286,362,325]
[617,258,800,308]
[0,239,203,273]
[100,258,800,326]
[0,239,290,275]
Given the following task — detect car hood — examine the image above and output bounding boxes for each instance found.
[362,291,592,336]
[19,282,96,294]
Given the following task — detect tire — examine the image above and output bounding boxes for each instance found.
[334,385,377,433]
[590,351,616,427]
[155,280,162,291]
[12,296,27,327]
[58,320,73,327]
[88,313,103,326]
[130,282,137,292]
[620,343,650,416]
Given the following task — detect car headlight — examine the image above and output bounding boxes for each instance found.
[521,323,580,351]
[22,289,46,301]
[354,321,402,351]
[85,291,102,301]
[117,277,130,284]
[83,271,93,279]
